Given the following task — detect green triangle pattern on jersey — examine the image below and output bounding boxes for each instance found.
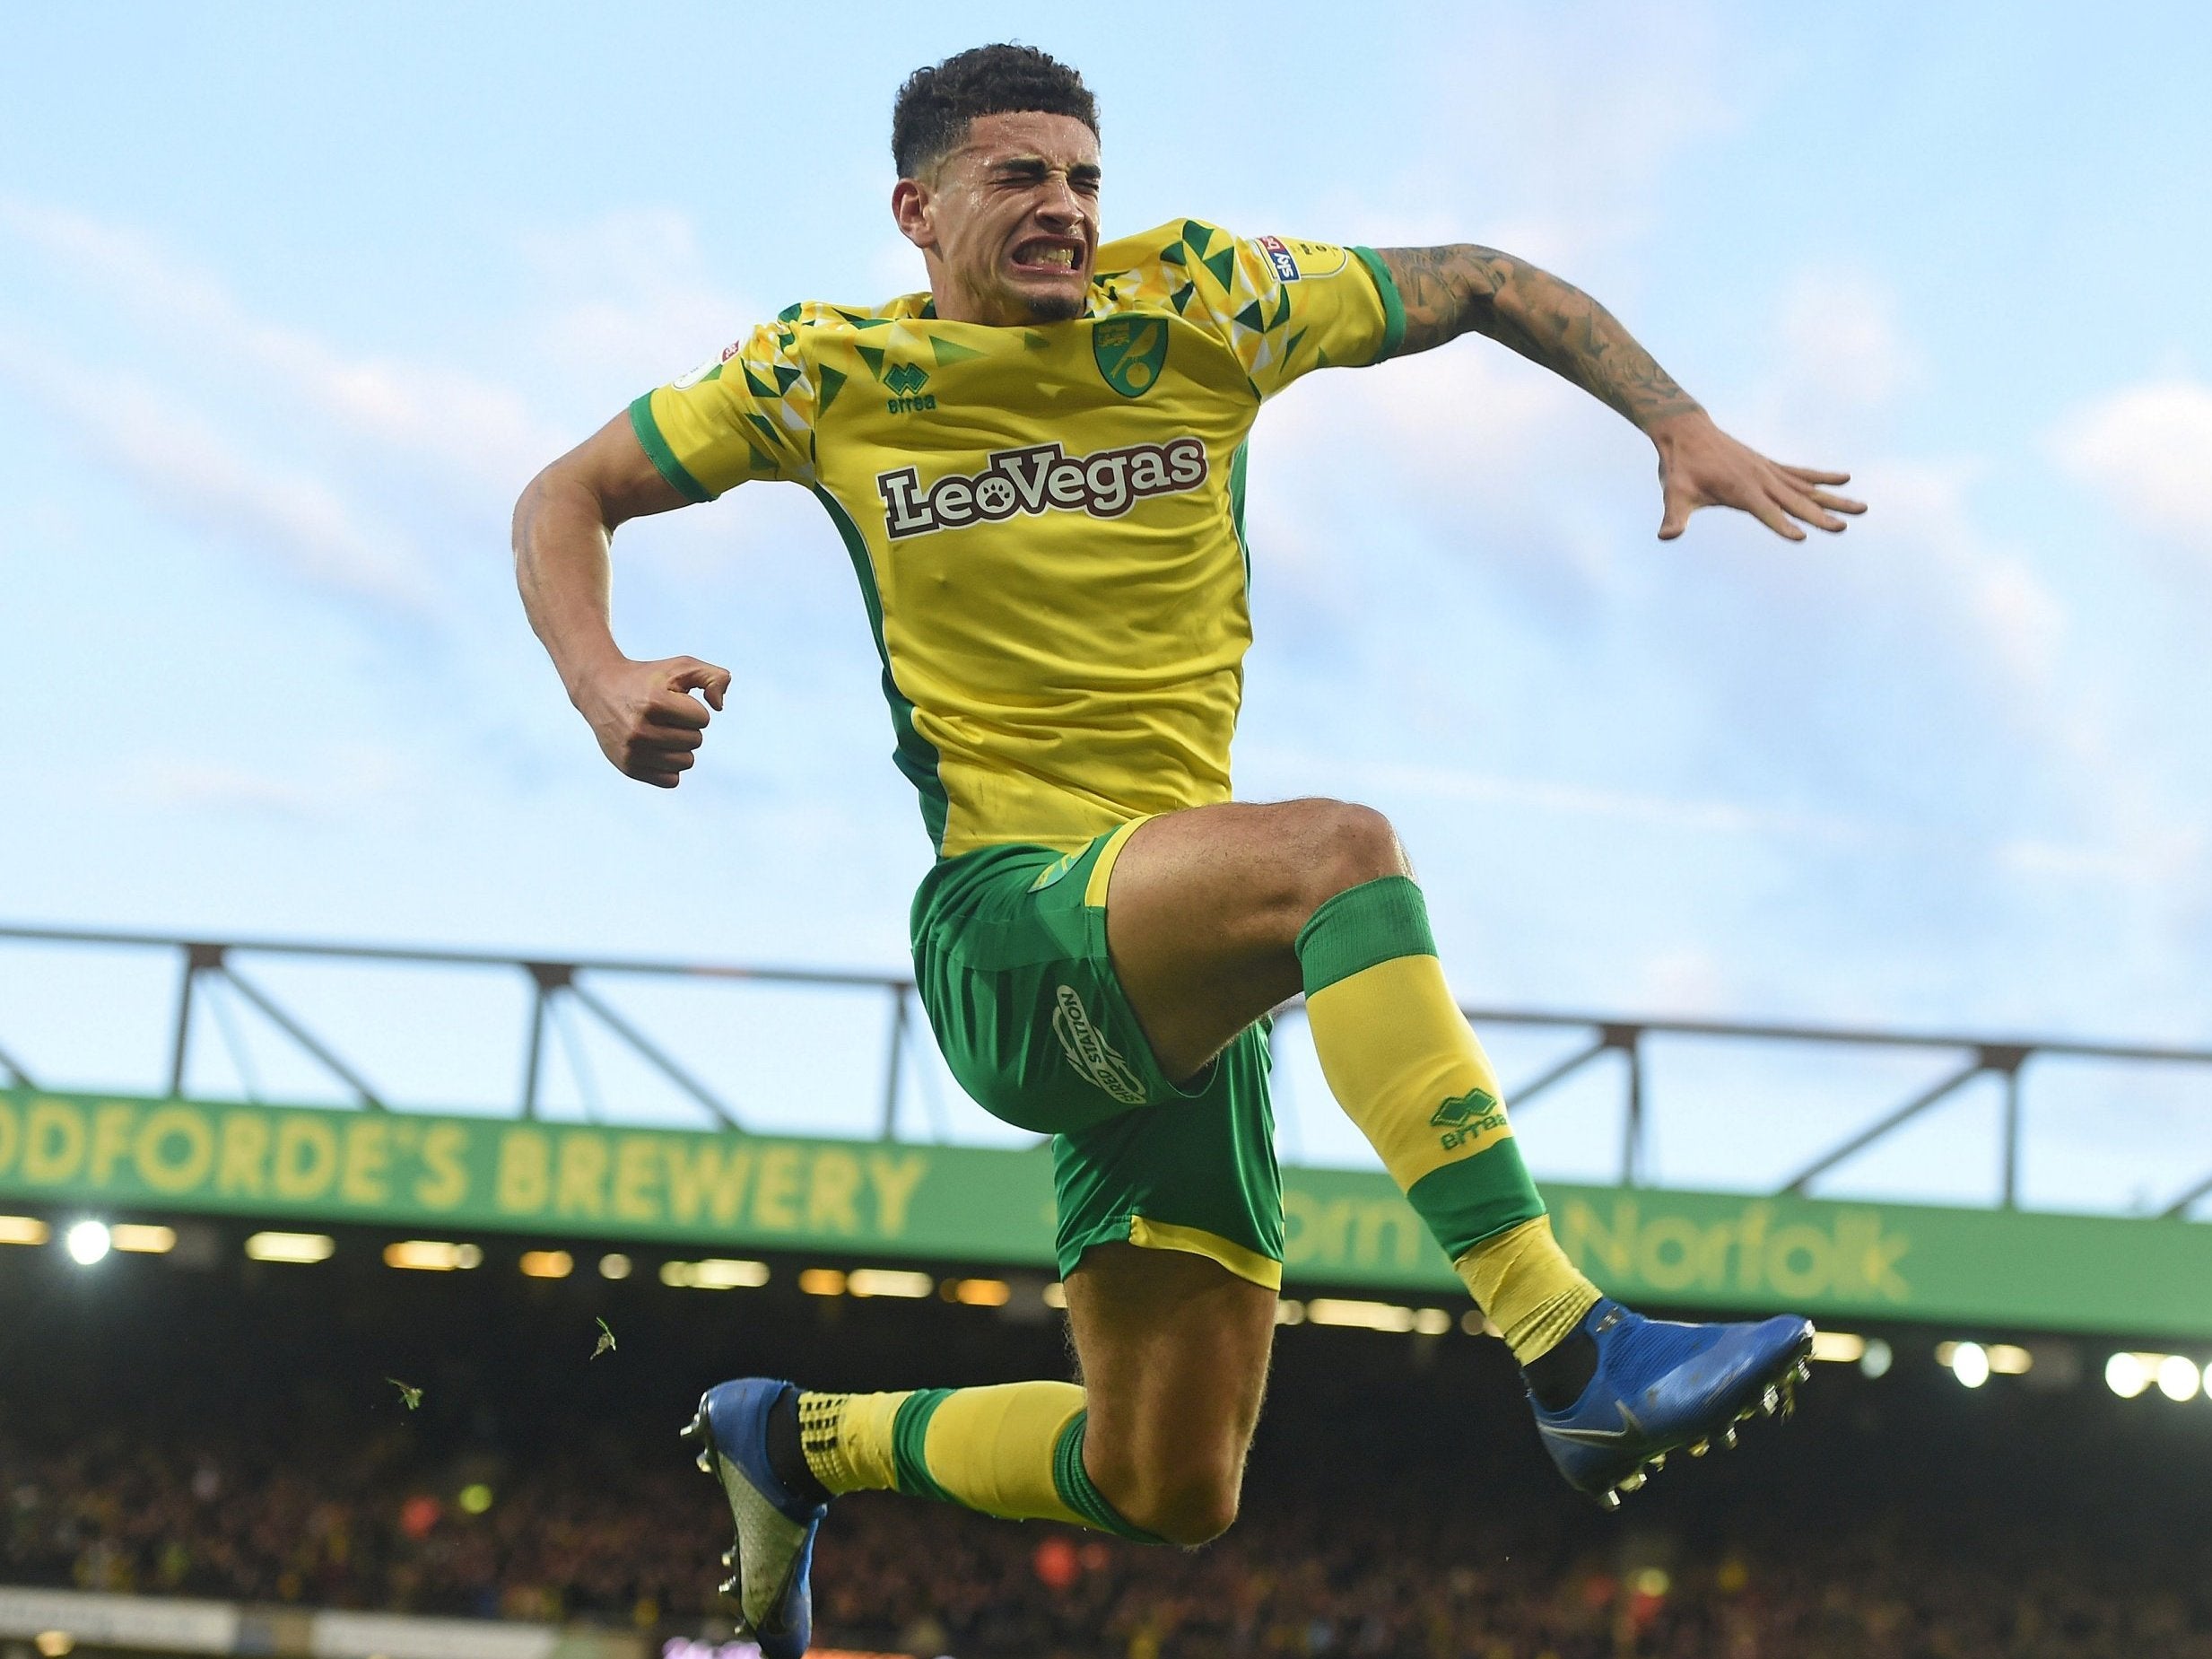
[777,301,803,323]
[816,363,849,415]
[1284,327,1309,369]
[1170,283,1197,314]
[928,335,987,366]
[856,344,887,380]
[1023,331,1052,352]
[773,362,802,394]
[1234,298,1267,334]
[743,363,779,400]
[1159,240,1185,266]
[1181,220,1215,255]
[850,316,893,329]
[1201,247,1237,289]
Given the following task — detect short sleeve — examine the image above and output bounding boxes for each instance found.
[628,319,819,502]
[1167,220,1406,398]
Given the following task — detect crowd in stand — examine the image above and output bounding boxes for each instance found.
[8,1419,2211,1657]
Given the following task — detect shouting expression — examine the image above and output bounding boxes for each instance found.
[893,110,1100,327]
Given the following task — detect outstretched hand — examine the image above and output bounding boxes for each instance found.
[575,655,731,789]
[1650,411,1866,543]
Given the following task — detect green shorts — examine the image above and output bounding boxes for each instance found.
[910,818,1284,1289]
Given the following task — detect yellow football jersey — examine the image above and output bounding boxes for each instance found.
[632,219,1405,859]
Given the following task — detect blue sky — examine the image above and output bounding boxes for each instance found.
[3,3,2208,1214]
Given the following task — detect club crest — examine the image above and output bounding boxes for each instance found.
[1093,317,1167,398]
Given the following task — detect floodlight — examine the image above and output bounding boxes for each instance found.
[1810,1331,1866,1363]
[847,1268,934,1298]
[64,1220,110,1265]
[1949,1341,1990,1387]
[383,1240,483,1271]
[2104,1352,2149,1398]
[597,1253,632,1279]
[245,1231,335,1263]
[2155,1354,2200,1402]
[1859,1338,1894,1379]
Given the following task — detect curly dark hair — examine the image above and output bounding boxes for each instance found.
[891,44,1099,179]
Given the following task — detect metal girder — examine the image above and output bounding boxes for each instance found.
[564,979,742,1132]
[1781,1046,2027,1197]
[221,965,385,1109]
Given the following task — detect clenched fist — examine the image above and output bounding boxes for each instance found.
[574,655,733,788]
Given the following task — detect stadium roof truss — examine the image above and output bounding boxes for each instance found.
[3,922,2210,1215]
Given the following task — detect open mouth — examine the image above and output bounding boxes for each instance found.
[1010,237,1084,274]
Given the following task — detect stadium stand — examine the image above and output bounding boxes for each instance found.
[6,1217,2212,1657]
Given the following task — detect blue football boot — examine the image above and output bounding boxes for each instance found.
[679,1378,827,1658]
[1532,1298,1815,1507]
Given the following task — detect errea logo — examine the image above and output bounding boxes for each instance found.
[875,438,1207,540]
[884,362,936,414]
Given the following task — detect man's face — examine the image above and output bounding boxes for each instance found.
[893,110,1101,327]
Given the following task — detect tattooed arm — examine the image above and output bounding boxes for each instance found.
[1375,245,1865,542]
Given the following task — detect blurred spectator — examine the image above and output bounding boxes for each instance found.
[7,1419,2211,1655]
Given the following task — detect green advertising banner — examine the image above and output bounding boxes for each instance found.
[4,1088,2210,1338]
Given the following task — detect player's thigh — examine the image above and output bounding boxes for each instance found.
[1066,1242,1276,1519]
[1105,799,1409,1080]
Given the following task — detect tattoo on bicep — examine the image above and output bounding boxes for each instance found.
[1376,244,1702,430]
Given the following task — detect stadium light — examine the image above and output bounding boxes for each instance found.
[1305,1297,1418,1332]
[457,1482,493,1515]
[2155,1355,2201,1402]
[945,1277,1011,1306]
[34,1632,72,1658]
[1810,1332,1866,1363]
[1,1215,52,1246]
[245,1231,335,1263]
[1412,1308,1453,1336]
[518,1250,572,1279]
[2105,1352,2150,1398]
[110,1224,176,1254]
[1041,1281,1067,1308]
[798,1268,847,1297]
[847,1268,934,1298]
[597,1253,631,1279]
[1275,1300,1306,1326]
[383,1241,483,1271]
[64,1220,111,1265]
[1941,1341,1990,1387]
[1859,1338,1894,1378]
[659,1258,770,1290]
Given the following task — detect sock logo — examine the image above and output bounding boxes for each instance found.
[1051,984,1147,1105]
[1432,1087,1508,1151]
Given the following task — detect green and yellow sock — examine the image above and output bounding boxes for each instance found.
[1297,875,1600,1362]
[797,1383,1162,1542]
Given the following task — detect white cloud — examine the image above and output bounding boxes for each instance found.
[518,208,765,394]
[1319,1,1744,275]
[2050,378,2212,561]
[1777,271,1920,409]
[118,746,414,819]
[0,333,434,613]
[0,196,561,496]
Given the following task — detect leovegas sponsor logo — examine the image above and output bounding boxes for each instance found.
[875,438,1207,540]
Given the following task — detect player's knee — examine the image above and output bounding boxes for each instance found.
[1302,799,1405,908]
[1123,1463,1241,1547]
